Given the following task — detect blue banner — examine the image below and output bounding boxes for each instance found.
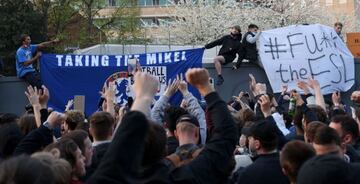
[40,48,204,116]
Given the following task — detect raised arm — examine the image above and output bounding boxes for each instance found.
[171,68,238,183]
[246,31,261,44]
[89,72,158,183]
[307,78,326,111]
[24,86,42,127]
[178,75,207,144]
[150,78,179,124]
[204,36,225,49]
[37,38,59,50]
[14,111,63,155]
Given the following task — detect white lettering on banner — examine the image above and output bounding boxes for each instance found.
[142,66,167,95]
[55,52,187,67]
[259,24,355,94]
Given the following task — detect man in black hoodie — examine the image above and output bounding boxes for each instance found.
[205,26,242,85]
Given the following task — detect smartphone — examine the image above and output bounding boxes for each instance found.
[127,58,139,74]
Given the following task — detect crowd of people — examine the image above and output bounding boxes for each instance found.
[1,66,360,184]
[1,21,359,184]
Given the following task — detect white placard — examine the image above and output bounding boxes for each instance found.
[259,24,355,94]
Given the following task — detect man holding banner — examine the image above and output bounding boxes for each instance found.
[258,24,354,95]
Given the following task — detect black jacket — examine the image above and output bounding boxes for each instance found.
[85,142,111,181]
[242,32,258,61]
[88,92,238,184]
[205,35,242,57]
[14,125,53,155]
[235,152,289,184]
[167,136,179,155]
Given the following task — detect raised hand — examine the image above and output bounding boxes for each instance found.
[177,74,189,95]
[233,91,244,102]
[52,38,60,43]
[255,83,267,95]
[185,68,213,97]
[39,85,50,108]
[164,78,180,97]
[332,91,341,106]
[257,94,271,118]
[307,78,320,90]
[281,85,288,95]
[131,71,160,115]
[25,85,40,106]
[297,80,310,95]
[65,99,74,111]
[46,111,65,128]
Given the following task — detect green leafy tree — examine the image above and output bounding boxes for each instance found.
[0,0,46,75]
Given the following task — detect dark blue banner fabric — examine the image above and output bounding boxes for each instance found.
[40,48,204,116]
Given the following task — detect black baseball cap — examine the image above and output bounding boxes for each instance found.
[249,121,278,142]
[176,114,200,127]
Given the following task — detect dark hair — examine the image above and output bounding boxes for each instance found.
[313,126,341,146]
[89,111,114,141]
[280,140,315,182]
[0,155,55,184]
[0,123,23,158]
[65,110,85,131]
[44,139,79,167]
[334,22,343,27]
[248,24,259,29]
[305,105,328,124]
[164,106,188,133]
[239,109,256,123]
[0,113,19,126]
[20,34,30,43]
[250,121,278,151]
[305,121,326,143]
[331,115,359,141]
[142,123,167,166]
[18,114,37,136]
[62,130,88,156]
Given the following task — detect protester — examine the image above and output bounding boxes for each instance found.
[334,22,344,41]
[16,34,59,89]
[204,25,242,85]
[44,139,86,184]
[86,111,114,179]
[234,24,261,69]
[233,95,289,184]
[280,140,315,184]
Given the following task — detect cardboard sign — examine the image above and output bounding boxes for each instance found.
[259,24,355,94]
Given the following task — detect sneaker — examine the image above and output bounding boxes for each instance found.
[216,76,224,85]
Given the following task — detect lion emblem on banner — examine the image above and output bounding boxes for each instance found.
[104,72,134,105]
